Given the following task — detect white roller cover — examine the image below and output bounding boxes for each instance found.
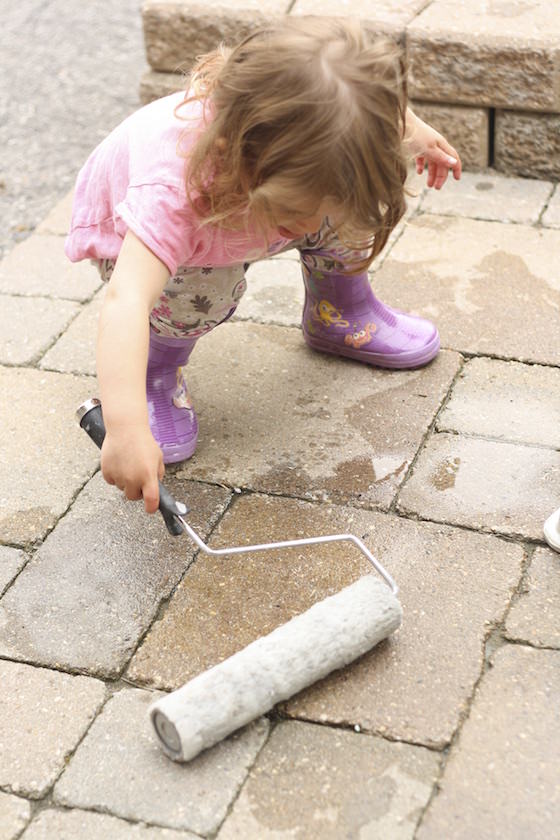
[149,574,402,762]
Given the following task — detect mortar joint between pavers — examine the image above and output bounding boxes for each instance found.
[231,312,303,330]
[194,477,389,516]
[7,792,49,840]
[414,609,517,836]
[111,481,238,689]
[0,548,32,599]
[10,467,104,559]
[394,504,553,547]
[8,676,111,805]
[370,192,427,277]
[458,348,560,371]
[32,303,90,369]
[390,353,467,514]
[500,636,560,654]
[537,181,559,226]
[431,426,560,455]
[50,801,193,838]
[500,544,560,652]
[0,653,114,687]
[210,718,277,840]
[275,710,447,754]
[414,206,549,228]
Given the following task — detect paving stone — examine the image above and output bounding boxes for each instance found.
[416,645,560,839]
[437,357,560,448]
[0,367,105,544]
[143,0,292,72]
[420,170,553,224]
[372,215,560,365]
[0,660,105,799]
[505,548,560,649]
[40,288,103,375]
[128,494,522,749]
[0,791,31,840]
[236,259,303,327]
[291,0,429,38]
[35,190,74,236]
[0,295,80,365]
[22,808,200,839]
[140,69,187,104]
[495,109,560,180]
[408,0,560,112]
[0,234,101,301]
[375,170,425,267]
[218,720,440,839]
[173,322,460,508]
[398,433,560,540]
[542,185,560,228]
[0,472,231,677]
[410,102,489,170]
[0,545,26,595]
[54,687,269,836]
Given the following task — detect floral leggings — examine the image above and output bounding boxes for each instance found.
[97,220,364,340]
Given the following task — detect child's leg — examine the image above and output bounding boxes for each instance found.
[98,260,247,463]
[297,225,439,369]
[146,332,199,463]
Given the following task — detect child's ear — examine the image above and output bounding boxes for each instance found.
[215,137,227,151]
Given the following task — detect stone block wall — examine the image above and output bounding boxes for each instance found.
[140,0,560,179]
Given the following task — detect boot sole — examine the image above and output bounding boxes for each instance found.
[161,438,198,464]
[303,331,440,369]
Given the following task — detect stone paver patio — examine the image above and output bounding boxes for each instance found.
[1,169,559,838]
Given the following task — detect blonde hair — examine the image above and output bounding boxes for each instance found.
[178,17,409,270]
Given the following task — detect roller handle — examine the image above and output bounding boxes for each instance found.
[76,398,187,536]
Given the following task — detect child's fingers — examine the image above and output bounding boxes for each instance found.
[424,146,461,189]
[437,140,462,180]
[124,482,143,502]
[142,476,160,514]
[416,155,425,174]
[433,165,450,190]
[427,161,437,188]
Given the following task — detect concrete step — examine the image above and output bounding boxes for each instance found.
[140,0,560,179]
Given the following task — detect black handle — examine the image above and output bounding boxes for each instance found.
[77,399,187,536]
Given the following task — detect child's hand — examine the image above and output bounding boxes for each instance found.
[100,425,165,513]
[404,108,462,190]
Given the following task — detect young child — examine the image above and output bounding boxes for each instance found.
[65,17,461,513]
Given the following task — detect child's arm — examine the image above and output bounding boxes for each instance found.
[403,107,462,189]
[97,230,170,513]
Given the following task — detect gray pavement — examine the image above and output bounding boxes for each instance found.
[1,6,560,839]
[1,0,146,259]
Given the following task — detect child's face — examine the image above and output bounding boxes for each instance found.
[273,199,338,239]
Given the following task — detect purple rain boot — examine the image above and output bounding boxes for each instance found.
[301,265,439,369]
[146,330,198,463]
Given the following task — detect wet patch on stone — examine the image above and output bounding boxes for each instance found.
[432,456,461,490]
[218,720,440,839]
[180,323,460,509]
[398,433,560,540]
[373,216,560,364]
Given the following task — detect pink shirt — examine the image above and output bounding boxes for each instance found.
[65,92,290,275]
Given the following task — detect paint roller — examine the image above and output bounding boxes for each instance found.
[77,398,402,762]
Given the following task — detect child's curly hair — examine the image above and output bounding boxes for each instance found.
[178,16,409,270]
